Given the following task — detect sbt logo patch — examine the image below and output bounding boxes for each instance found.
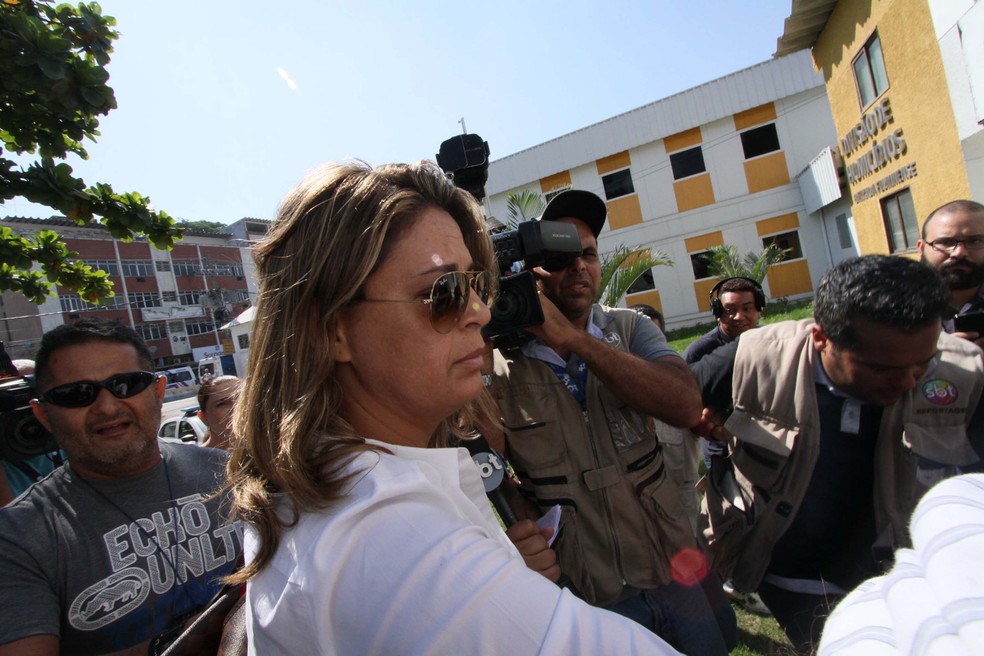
[921,379,958,406]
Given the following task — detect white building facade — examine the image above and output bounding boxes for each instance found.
[485,50,855,328]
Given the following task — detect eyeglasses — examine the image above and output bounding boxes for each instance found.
[39,371,160,408]
[359,270,495,334]
[926,236,984,253]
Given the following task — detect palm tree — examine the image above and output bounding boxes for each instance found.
[598,245,673,307]
[505,190,546,228]
[702,243,790,284]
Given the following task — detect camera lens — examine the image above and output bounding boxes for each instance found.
[492,287,525,324]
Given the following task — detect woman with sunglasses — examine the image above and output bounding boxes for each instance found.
[227,161,677,653]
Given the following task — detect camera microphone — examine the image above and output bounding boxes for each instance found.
[458,434,519,527]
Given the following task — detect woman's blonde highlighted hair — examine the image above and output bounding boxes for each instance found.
[226,161,495,581]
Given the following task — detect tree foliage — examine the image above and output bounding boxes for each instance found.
[598,245,673,307]
[177,219,228,234]
[702,243,790,284]
[505,190,546,228]
[0,0,182,303]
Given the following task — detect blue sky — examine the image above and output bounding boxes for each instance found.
[6,1,793,225]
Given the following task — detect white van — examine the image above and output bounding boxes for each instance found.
[161,366,198,391]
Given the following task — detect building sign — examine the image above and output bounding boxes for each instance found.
[839,97,919,202]
[141,305,205,321]
[852,162,918,203]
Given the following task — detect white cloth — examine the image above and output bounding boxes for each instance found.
[818,474,984,655]
[245,442,678,655]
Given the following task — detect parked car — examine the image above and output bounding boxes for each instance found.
[158,415,207,445]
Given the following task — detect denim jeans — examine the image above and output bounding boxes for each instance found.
[606,574,737,656]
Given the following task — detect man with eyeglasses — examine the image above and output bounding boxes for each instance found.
[918,199,984,349]
[0,320,243,656]
[492,190,737,655]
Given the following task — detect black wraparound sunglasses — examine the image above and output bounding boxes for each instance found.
[38,371,160,408]
[358,270,495,334]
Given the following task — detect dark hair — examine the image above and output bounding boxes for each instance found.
[34,319,154,389]
[813,255,948,349]
[719,278,761,296]
[631,303,665,331]
[921,199,984,239]
[198,375,241,410]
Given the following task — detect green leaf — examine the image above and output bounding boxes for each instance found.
[0,0,181,304]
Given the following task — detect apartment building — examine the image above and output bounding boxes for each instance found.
[485,50,854,328]
[0,216,269,366]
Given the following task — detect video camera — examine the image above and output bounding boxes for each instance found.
[437,133,582,348]
[0,376,58,462]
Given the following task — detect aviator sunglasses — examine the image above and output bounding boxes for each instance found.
[38,371,160,408]
[359,270,495,334]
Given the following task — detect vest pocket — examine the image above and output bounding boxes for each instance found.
[499,385,570,470]
[732,443,786,490]
[633,453,696,584]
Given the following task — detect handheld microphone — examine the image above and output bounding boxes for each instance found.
[471,449,519,527]
[458,434,519,527]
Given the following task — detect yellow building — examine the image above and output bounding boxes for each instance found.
[777,0,984,254]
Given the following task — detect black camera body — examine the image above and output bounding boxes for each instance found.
[0,376,58,462]
[483,220,582,348]
[435,132,582,347]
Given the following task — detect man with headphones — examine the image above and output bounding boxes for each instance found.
[684,277,766,365]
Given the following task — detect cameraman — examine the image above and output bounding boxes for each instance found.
[492,190,736,655]
[0,359,65,506]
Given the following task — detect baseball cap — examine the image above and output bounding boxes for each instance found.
[539,189,607,238]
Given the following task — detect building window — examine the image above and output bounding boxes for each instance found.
[155,260,172,272]
[85,259,119,276]
[59,294,126,312]
[237,334,250,349]
[59,295,86,312]
[137,322,167,341]
[670,146,706,180]
[601,169,635,200]
[881,188,919,253]
[853,32,889,108]
[128,291,161,308]
[762,231,804,260]
[184,318,216,336]
[203,261,245,277]
[690,252,713,280]
[173,260,202,277]
[161,291,177,302]
[626,269,654,294]
[740,124,781,159]
[544,186,571,204]
[120,260,154,277]
[179,290,202,306]
[835,214,853,249]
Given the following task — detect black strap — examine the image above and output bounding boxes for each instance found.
[11,460,42,481]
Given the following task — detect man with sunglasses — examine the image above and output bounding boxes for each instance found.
[918,199,984,350]
[492,190,737,655]
[0,320,243,656]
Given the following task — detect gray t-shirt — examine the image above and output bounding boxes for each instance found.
[0,442,243,654]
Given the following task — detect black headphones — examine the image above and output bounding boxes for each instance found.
[709,277,766,318]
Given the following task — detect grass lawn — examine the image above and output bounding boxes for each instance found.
[731,605,798,655]
[666,299,815,654]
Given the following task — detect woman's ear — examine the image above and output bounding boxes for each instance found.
[333,315,353,363]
